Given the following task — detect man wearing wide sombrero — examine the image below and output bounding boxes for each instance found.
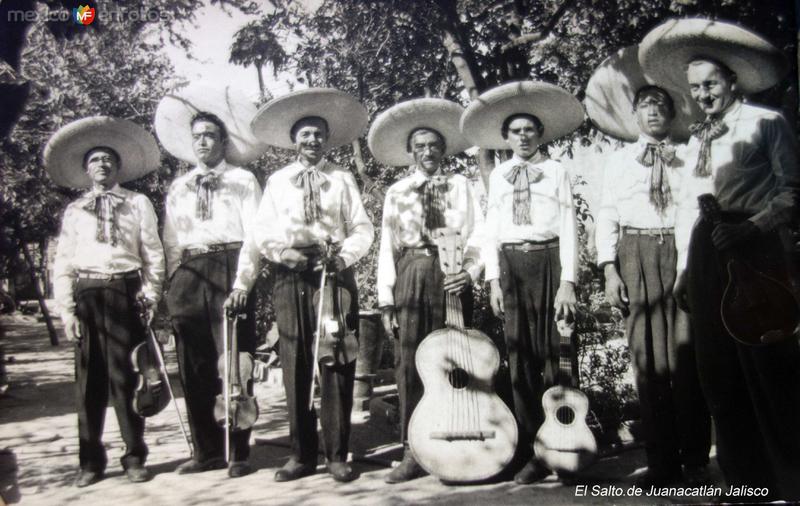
[641,18,800,499]
[460,81,581,484]
[47,116,165,487]
[244,87,374,483]
[156,83,266,478]
[586,45,711,487]
[368,98,483,483]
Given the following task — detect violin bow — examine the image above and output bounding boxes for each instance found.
[308,262,327,411]
[135,272,193,456]
[222,311,231,463]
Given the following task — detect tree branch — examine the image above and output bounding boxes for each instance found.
[501,0,577,52]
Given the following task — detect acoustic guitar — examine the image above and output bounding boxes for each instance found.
[533,320,597,473]
[698,193,800,346]
[408,229,518,483]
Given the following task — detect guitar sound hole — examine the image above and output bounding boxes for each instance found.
[448,368,470,389]
[556,406,575,425]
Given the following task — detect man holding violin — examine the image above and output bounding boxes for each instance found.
[239,88,374,483]
[368,98,482,484]
[47,116,165,487]
[156,84,266,479]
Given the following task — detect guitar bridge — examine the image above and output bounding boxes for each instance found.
[429,430,496,441]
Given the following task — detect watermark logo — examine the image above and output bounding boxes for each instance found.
[73,5,96,25]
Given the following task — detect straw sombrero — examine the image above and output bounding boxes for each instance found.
[43,116,159,189]
[639,18,787,95]
[251,88,368,150]
[154,83,267,166]
[460,81,584,149]
[367,98,470,166]
[585,45,703,142]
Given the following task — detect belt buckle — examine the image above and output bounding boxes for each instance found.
[423,247,433,256]
[519,243,534,252]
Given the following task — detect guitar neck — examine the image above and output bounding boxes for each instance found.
[557,325,575,386]
[444,292,465,330]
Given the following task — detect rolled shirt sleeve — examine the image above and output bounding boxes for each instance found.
[136,196,166,303]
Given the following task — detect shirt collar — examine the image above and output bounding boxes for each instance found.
[636,134,673,147]
[84,183,124,198]
[295,157,328,172]
[192,159,229,176]
[718,98,743,124]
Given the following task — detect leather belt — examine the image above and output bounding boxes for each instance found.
[622,227,674,236]
[402,245,438,257]
[76,269,140,281]
[182,241,242,261]
[501,239,558,252]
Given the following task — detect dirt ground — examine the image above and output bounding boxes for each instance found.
[0,313,727,506]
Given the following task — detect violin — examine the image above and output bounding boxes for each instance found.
[131,295,171,418]
[214,312,259,462]
[407,229,518,483]
[698,194,800,346]
[130,293,194,455]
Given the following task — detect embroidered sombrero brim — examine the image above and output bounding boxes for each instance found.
[43,116,160,189]
[367,98,470,166]
[639,18,787,95]
[460,81,584,150]
[251,88,368,150]
[154,83,268,166]
[585,45,703,142]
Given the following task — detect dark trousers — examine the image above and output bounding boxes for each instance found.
[273,264,358,464]
[393,251,473,444]
[499,244,574,456]
[687,216,800,500]
[618,234,710,476]
[167,248,255,463]
[74,276,147,472]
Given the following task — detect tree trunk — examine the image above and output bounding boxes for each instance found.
[351,139,385,202]
[20,242,58,346]
[256,63,266,102]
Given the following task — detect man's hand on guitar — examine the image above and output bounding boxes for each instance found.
[673,270,690,313]
[712,221,758,251]
[380,305,399,338]
[279,248,309,271]
[603,264,629,311]
[443,270,471,294]
[554,281,577,322]
[63,313,82,343]
[315,255,346,273]
[224,288,249,314]
[135,292,156,325]
[489,279,505,319]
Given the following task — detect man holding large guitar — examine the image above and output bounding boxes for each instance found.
[586,46,711,487]
[460,81,583,484]
[369,98,484,483]
[641,19,800,500]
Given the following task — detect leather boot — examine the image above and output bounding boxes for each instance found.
[385,451,427,484]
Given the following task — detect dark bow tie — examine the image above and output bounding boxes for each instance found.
[290,167,329,225]
[415,174,450,236]
[187,171,220,221]
[504,163,543,226]
[689,117,728,178]
[636,142,676,214]
[83,191,125,246]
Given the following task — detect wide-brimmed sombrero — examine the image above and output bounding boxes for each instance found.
[154,83,267,166]
[367,98,470,166]
[460,81,584,149]
[585,45,703,142]
[639,18,787,95]
[43,116,159,189]
[251,88,368,150]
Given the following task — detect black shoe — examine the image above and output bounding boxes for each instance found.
[385,453,427,484]
[175,457,226,475]
[514,460,551,485]
[274,459,316,482]
[327,461,357,483]
[75,469,104,488]
[228,460,252,478]
[125,464,151,483]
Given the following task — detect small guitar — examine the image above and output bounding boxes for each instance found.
[408,229,518,483]
[533,320,597,473]
[698,194,800,346]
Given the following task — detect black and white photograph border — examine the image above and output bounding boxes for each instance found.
[1,0,799,505]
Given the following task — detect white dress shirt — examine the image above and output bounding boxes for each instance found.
[53,184,165,319]
[595,136,687,265]
[675,100,800,270]
[251,159,374,268]
[377,168,484,307]
[163,160,262,291]
[483,155,578,283]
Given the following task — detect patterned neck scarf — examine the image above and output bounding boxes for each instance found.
[689,117,728,178]
[290,165,329,225]
[415,174,450,237]
[187,171,220,221]
[504,162,543,225]
[636,141,676,214]
[83,190,125,246]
